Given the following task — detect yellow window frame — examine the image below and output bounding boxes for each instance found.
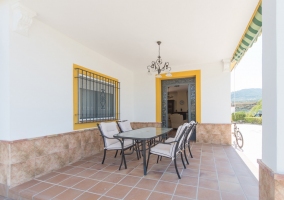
[73,64,119,130]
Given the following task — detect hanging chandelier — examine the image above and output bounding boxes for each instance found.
[147,41,172,78]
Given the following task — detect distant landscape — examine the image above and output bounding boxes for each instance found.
[231,88,262,102]
[231,88,262,112]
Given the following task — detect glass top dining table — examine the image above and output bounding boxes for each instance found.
[113,127,173,175]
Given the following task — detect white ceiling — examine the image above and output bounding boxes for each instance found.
[21,0,259,72]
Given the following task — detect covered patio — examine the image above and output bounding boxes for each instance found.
[1,0,284,199]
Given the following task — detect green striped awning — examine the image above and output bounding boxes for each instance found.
[231,3,262,68]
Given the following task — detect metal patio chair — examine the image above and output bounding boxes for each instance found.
[146,124,188,179]
[165,121,195,164]
[183,121,197,164]
[117,120,141,159]
[156,123,188,163]
[97,122,136,170]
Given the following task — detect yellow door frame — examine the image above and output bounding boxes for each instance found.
[155,70,201,123]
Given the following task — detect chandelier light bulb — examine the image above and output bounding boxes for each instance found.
[166,72,172,77]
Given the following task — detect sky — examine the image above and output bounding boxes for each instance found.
[231,35,262,92]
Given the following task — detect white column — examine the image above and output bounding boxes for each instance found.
[262,0,284,173]
[0,1,11,140]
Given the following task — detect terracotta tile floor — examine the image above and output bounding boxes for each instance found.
[7,143,259,200]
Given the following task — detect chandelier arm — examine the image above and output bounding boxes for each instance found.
[152,61,156,70]
[165,62,170,70]
[161,62,169,71]
[156,59,162,70]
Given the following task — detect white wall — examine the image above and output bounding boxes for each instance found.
[7,13,134,140]
[275,0,284,174]
[262,0,284,173]
[168,91,188,112]
[0,1,11,140]
[201,63,231,123]
[178,91,188,112]
[132,73,156,122]
[133,62,231,124]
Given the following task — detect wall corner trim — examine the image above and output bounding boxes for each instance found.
[11,2,37,36]
[222,59,231,72]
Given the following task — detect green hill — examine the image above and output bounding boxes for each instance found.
[231,88,262,102]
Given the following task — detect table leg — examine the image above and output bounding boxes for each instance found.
[142,140,147,175]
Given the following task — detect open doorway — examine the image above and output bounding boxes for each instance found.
[161,77,196,140]
[167,84,189,129]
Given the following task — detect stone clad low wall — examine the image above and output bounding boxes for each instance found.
[196,123,231,145]
[131,122,162,129]
[258,159,284,200]
[0,141,9,196]
[0,121,162,197]
[0,128,102,191]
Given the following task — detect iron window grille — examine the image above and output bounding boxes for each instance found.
[75,68,120,123]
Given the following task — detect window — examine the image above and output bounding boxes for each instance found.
[74,65,120,126]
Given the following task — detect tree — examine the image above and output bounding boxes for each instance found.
[247,100,262,117]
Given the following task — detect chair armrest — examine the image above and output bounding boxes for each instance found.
[155,140,178,145]
[100,135,117,140]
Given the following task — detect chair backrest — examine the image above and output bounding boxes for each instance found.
[174,123,188,140]
[177,123,192,151]
[185,121,196,143]
[170,124,188,157]
[98,122,119,147]
[117,120,133,132]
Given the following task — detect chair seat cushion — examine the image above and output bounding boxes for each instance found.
[150,143,172,158]
[165,137,175,143]
[106,139,134,150]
